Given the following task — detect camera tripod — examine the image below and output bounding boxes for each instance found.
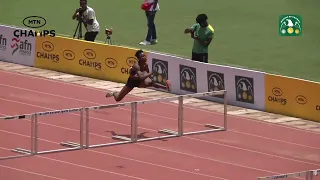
[73,18,87,39]
[105,34,113,45]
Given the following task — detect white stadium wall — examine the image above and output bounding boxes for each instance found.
[0,25,36,67]
[147,52,266,111]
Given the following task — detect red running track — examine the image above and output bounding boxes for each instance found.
[0,69,319,180]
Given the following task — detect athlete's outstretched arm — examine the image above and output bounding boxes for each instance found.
[131,64,153,80]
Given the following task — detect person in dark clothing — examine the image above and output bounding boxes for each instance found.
[105,50,171,102]
[139,0,159,45]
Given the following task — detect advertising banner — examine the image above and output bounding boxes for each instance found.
[147,52,266,110]
[147,52,188,93]
[0,25,36,66]
[265,74,320,122]
[218,65,265,110]
[34,36,143,83]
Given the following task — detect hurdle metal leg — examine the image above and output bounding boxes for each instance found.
[60,108,88,149]
[178,96,183,136]
[31,114,35,154]
[80,108,84,148]
[89,102,138,149]
[159,92,227,137]
[224,91,227,130]
[86,108,89,148]
[183,91,227,135]
[11,114,36,156]
[158,96,184,136]
[112,102,138,142]
[35,114,38,154]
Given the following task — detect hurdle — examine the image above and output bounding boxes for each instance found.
[36,108,85,155]
[59,98,181,149]
[60,90,227,149]
[3,107,85,157]
[110,90,227,142]
[134,90,227,143]
[1,90,227,159]
[257,169,320,180]
[0,113,34,160]
[83,101,136,148]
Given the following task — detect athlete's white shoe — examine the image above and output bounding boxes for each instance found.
[105,91,114,98]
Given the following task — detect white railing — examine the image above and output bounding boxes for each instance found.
[0,90,227,160]
[257,169,320,180]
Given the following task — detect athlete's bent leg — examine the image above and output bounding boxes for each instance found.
[106,85,133,102]
[140,77,172,91]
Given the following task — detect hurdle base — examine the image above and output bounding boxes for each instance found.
[89,141,133,149]
[158,129,178,135]
[137,134,179,143]
[112,135,133,142]
[183,126,225,136]
[11,148,31,154]
[205,124,223,129]
[60,141,81,148]
[0,154,32,160]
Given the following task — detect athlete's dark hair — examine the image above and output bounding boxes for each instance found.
[135,50,144,59]
[196,14,208,24]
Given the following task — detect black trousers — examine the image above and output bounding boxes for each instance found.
[192,52,208,63]
[145,11,157,41]
[85,31,98,42]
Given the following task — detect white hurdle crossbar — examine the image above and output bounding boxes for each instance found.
[257,169,320,180]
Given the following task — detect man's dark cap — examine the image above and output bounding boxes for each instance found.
[196,14,208,23]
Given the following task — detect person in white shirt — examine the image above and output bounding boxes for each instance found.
[72,0,100,42]
[139,0,159,45]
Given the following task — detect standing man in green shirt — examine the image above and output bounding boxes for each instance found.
[184,14,214,63]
